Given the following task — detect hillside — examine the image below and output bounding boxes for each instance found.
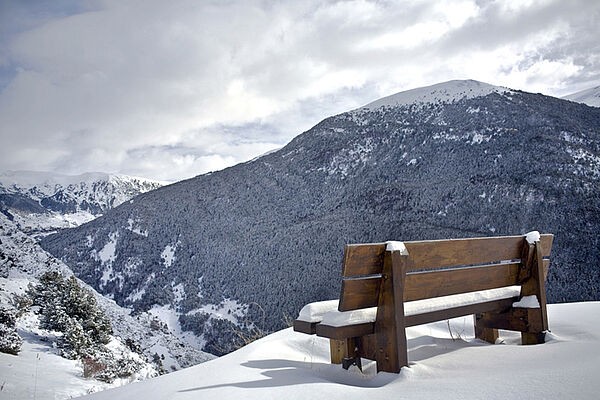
[0,171,163,237]
[41,80,600,355]
[0,212,214,398]
[77,302,600,400]
[563,85,600,107]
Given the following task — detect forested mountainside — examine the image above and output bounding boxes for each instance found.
[41,80,600,355]
[0,171,163,236]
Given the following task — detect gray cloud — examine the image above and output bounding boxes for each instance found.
[0,0,598,181]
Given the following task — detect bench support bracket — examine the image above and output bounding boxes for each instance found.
[373,251,410,373]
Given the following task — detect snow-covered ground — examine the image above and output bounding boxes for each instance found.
[0,313,156,399]
[79,302,600,400]
[562,85,600,107]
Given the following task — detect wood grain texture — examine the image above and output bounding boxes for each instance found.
[316,322,375,340]
[536,243,549,330]
[404,298,517,327]
[373,252,409,373]
[339,276,381,311]
[342,244,385,277]
[522,332,546,345]
[404,234,553,271]
[329,340,344,364]
[403,262,521,302]
[476,308,543,333]
[474,313,499,344]
[293,319,317,334]
[520,240,549,341]
[342,234,553,274]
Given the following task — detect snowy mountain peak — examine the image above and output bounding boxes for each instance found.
[0,170,164,236]
[0,170,164,193]
[562,85,600,107]
[361,79,510,110]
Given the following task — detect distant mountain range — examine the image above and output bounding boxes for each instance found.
[0,171,163,237]
[40,80,600,355]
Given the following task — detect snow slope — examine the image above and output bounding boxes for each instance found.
[562,86,600,107]
[361,79,510,110]
[81,302,600,400]
[0,313,157,399]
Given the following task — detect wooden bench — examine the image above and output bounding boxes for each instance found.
[293,232,554,373]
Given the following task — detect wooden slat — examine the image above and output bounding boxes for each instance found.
[403,262,521,302]
[317,298,518,340]
[343,235,553,275]
[476,308,543,333]
[404,297,517,327]
[342,244,385,277]
[293,320,317,334]
[316,322,375,340]
[339,277,381,311]
[404,234,554,272]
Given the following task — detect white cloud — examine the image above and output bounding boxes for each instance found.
[0,0,598,181]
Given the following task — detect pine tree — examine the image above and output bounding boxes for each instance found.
[0,307,23,355]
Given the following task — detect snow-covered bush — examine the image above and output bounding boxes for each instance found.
[11,293,32,317]
[28,271,112,358]
[26,271,153,382]
[0,306,23,355]
[81,346,147,383]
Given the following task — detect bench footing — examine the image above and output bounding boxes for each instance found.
[522,331,545,345]
[342,357,362,371]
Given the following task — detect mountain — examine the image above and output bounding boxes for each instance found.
[0,212,214,381]
[562,85,600,107]
[58,302,600,400]
[40,80,600,355]
[0,171,163,237]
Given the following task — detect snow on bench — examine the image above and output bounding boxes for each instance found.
[297,286,522,328]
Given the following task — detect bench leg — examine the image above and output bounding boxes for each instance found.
[374,252,409,373]
[521,332,545,345]
[329,339,345,364]
[330,338,362,367]
[519,240,548,346]
[474,313,498,344]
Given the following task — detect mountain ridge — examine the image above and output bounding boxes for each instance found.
[0,170,163,237]
[361,79,510,109]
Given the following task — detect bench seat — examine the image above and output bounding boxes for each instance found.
[296,286,521,337]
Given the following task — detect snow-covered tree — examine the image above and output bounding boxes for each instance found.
[28,271,112,358]
[0,306,23,355]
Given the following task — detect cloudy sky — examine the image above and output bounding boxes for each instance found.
[0,0,598,182]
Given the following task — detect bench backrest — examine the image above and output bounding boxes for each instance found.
[339,234,554,312]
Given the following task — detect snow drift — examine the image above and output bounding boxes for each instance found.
[78,302,600,400]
